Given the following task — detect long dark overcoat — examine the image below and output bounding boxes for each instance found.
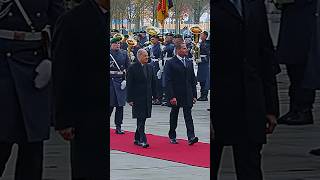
[52,0,108,178]
[212,0,279,145]
[126,62,156,118]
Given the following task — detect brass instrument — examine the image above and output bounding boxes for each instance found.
[145,26,160,46]
[189,25,203,63]
[112,33,124,41]
[126,36,137,63]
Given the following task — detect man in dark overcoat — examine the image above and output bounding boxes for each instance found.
[52,0,108,179]
[212,0,278,179]
[127,49,156,148]
[276,0,317,125]
[0,0,64,179]
[165,43,199,145]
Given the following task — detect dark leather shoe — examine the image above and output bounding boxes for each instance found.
[115,129,125,134]
[170,138,178,144]
[188,137,199,145]
[140,142,149,148]
[197,96,208,101]
[286,110,313,125]
[277,111,298,124]
[134,140,140,146]
[310,148,320,156]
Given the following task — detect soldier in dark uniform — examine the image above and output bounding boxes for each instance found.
[276,0,317,125]
[184,34,193,58]
[139,30,148,47]
[110,37,130,134]
[0,0,64,179]
[197,31,210,101]
[161,32,175,106]
[120,34,129,50]
[146,34,164,105]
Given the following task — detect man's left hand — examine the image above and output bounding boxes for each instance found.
[266,114,277,134]
[193,98,197,104]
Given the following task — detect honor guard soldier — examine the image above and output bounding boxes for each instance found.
[146,34,165,105]
[184,34,193,58]
[0,0,64,179]
[139,30,148,47]
[197,31,210,101]
[110,37,130,134]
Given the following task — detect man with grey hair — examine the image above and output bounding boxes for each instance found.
[127,49,156,148]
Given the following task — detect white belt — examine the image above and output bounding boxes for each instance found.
[110,71,124,75]
[200,55,207,58]
[0,29,42,41]
[151,58,159,62]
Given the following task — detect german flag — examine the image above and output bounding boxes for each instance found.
[156,0,173,25]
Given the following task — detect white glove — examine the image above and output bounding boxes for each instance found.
[156,70,162,79]
[34,59,52,89]
[130,52,135,61]
[121,80,126,90]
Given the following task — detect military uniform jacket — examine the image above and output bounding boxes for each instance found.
[110,49,130,107]
[197,40,210,82]
[0,0,65,142]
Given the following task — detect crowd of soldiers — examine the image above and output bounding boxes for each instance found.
[109,27,210,136]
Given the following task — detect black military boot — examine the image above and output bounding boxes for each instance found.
[277,111,298,124]
[310,148,320,156]
[115,125,125,134]
[285,109,313,125]
[197,91,208,101]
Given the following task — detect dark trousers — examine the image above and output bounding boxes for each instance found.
[169,106,195,140]
[200,81,208,97]
[286,64,315,111]
[211,141,263,180]
[109,106,123,128]
[134,118,147,143]
[0,141,43,180]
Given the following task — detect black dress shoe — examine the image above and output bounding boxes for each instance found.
[170,138,178,144]
[140,142,149,148]
[277,111,298,124]
[197,96,208,101]
[310,148,320,156]
[134,140,140,146]
[286,110,313,125]
[188,137,199,145]
[115,129,125,134]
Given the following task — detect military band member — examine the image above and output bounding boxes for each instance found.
[0,0,64,179]
[110,37,130,134]
[184,34,193,58]
[197,31,210,101]
[146,34,165,105]
[139,30,148,47]
[120,34,129,50]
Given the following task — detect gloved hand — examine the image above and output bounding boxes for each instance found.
[157,70,162,80]
[121,80,126,90]
[130,52,135,62]
[34,59,52,89]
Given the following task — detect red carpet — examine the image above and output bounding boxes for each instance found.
[110,128,210,168]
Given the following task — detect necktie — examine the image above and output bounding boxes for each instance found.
[143,64,148,78]
[182,58,186,67]
[230,0,243,16]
